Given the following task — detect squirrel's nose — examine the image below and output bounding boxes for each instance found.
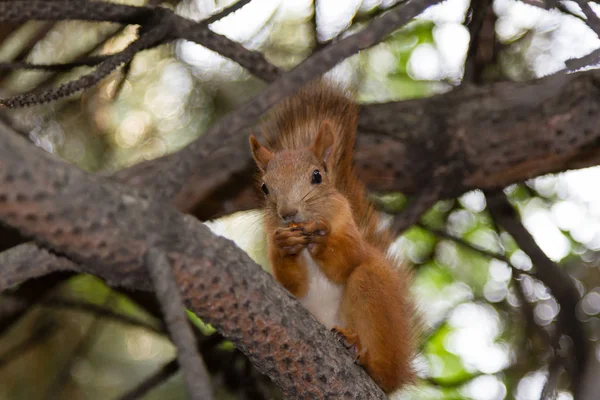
[279,207,299,223]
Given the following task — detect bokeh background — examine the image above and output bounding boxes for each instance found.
[1,0,600,399]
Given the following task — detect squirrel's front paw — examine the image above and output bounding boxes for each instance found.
[302,217,330,237]
[302,218,329,256]
[274,227,308,256]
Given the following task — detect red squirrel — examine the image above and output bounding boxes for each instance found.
[249,80,416,393]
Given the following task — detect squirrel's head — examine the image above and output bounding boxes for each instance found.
[250,121,341,226]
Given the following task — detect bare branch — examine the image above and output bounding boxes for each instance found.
[573,0,600,37]
[0,24,169,107]
[28,296,164,334]
[0,244,77,291]
[0,1,281,83]
[145,247,213,400]
[0,320,57,370]
[198,0,253,27]
[42,295,114,400]
[118,358,179,400]
[0,55,110,72]
[485,192,589,398]
[0,2,154,25]
[390,191,440,235]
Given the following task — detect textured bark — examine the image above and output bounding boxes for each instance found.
[0,123,386,399]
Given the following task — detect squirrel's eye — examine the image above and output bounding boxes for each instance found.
[261,183,269,195]
[311,169,322,184]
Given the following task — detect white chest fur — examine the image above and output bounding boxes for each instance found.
[297,249,344,329]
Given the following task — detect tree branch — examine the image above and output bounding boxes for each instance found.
[0,320,57,370]
[118,358,179,400]
[0,295,165,334]
[0,1,281,84]
[0,25,169,108]
[145,247,213,400]
[0,121,386,398]
[485,192,589,398]
[462,0,496,84]
[573,0,600,37]
[0,55,110,72]
[0,244,77,290]
[198,0,253,27]
[42,294,113,400]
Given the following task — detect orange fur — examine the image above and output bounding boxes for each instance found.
[250,79,416,393]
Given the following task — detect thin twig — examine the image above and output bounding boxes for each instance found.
[198,0,253,27]
[35,296,163,334]
[112,59,133,100]
[573,0,600,37]
[0,320,57,370]
[391,190,441,235]
[42,294,114,400]
[417,222,510,263]
[540,351,563,400]
[0,23,169,107]
[118,358,179,400]
[0,55,110,71]
[145,247,213,400]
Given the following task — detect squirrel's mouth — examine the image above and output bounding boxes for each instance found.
[281,215,306,226]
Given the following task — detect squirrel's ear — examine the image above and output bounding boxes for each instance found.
[249,135,273,173]
[311,120,335,165]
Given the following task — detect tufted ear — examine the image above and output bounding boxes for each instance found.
[310,120,335,166]
[249,135,273,173]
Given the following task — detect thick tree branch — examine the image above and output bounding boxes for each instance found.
[0,122,386,398]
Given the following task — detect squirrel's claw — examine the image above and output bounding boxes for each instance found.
[331,326,362,365]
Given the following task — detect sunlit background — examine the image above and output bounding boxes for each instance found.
[1,0,600,399]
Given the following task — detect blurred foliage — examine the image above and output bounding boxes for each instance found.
[1,0,600,399]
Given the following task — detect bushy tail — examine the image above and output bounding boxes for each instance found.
[262,79,393,252]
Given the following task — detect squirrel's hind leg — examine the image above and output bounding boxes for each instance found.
[340,260,414,394]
